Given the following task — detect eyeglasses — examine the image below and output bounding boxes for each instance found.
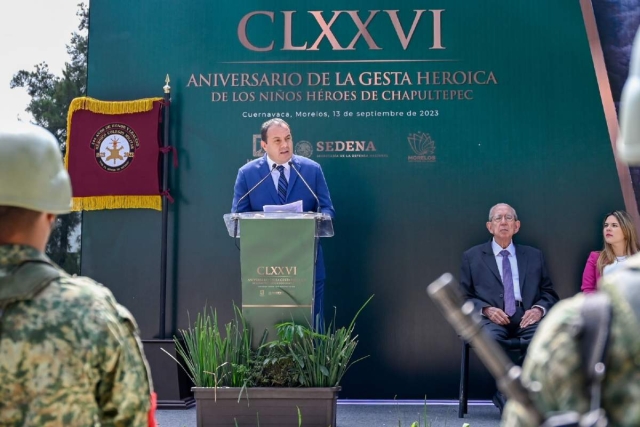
[491,215,516,223]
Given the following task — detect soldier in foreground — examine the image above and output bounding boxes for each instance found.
[0,121,156,426]
[501,270,640,426]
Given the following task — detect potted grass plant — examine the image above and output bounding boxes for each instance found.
[165,296,373,427]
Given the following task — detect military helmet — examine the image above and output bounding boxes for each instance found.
[0,121,72,214]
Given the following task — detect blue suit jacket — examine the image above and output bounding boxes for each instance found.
[459,241,559,316]
[232,155,335,280]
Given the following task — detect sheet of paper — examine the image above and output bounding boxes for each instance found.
[263,200,303,213]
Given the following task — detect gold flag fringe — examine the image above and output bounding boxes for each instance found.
[72,196,162,212]
[65,96,163,211]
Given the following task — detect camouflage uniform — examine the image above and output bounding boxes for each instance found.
[0,244,153,427]
[502,254,640,426]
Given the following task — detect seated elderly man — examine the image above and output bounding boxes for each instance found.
[459,203,559,413]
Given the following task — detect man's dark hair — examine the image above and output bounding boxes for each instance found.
[260,118,290,142]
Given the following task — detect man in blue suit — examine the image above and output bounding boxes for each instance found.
[459,203,558,413]
[232,118,335,323]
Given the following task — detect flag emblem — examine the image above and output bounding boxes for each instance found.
[92,123,139,172]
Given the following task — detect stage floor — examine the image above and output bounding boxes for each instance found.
[157,400,500,426]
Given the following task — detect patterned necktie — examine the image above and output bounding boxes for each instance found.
[277,165,287,204]
[500,250,516,316]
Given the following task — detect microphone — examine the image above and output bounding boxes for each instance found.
[233,163,277,213]
[288,161,320,213]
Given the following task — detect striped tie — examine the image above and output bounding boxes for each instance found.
[500,250,516,316]
[277,165,287,204]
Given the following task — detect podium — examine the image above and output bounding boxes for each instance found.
[223,212,334,347]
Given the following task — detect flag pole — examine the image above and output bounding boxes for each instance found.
[149,75,193,409]
[159,75,171,339]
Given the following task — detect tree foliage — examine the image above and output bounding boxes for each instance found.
[10,3,88,274]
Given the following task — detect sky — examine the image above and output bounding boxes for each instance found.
[0,1,83,122]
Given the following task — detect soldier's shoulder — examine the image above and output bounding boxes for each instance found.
[541,295,584,323]
[40,274,119,313]
[600,258,640,303]
[52,273,111,293]
[40,275,143,338]
[530,296,585,344]
[619,251,640,268]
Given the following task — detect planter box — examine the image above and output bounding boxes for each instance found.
[193,386,340,427]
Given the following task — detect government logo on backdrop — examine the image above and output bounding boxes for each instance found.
[408,132,436,162]
[252,134,265,157]
[295,141,313,157]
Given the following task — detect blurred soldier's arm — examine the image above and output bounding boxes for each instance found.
[501,298,590,426]
[89,283,154,427]
[617,29,640,163]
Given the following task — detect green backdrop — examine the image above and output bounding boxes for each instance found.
[83,0,626,398]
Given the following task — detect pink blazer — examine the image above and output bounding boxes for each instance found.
[581,251,601,293]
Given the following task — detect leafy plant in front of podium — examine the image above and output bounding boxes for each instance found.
[166,305,252,387]
[166,295,372,390]
[273,294,374,387]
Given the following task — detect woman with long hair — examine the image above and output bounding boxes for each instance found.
[581,210,640,293]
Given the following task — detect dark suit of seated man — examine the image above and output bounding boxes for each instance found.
[459,203,559,413]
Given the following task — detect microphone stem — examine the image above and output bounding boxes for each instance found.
[289,161,321,213]
[234,163,276,212]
